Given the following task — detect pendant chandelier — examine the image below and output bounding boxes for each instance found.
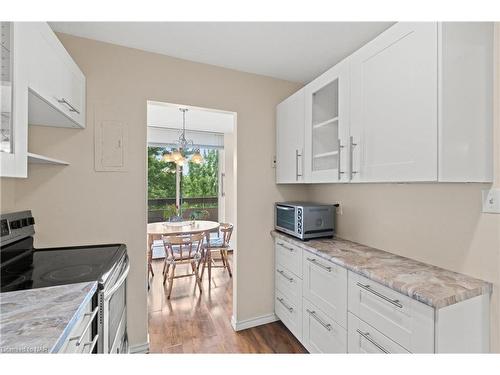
[162,108,203,165]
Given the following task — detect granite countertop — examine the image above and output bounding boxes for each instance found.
[0,282,97,353]
[272,231,492,309]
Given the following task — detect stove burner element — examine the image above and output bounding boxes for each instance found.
[40,264,94,283]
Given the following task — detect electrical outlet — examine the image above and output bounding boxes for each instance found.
[334,202,343,215]
[482,189,500,213]
[271,155,277,169]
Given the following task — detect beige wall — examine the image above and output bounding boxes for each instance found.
[0,34,303,347]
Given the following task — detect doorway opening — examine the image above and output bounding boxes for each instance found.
[146,100,238,353]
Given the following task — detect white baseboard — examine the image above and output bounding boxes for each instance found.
[231,313,278,331]
[129,342,149,354]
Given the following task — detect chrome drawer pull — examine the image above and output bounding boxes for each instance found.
[306,309,332,331]
[57,98,80,114]
[356,282,403,308]
[82,334,99,354]
[356,329,389,353]
[306,257,332,272]
[278,242,294,252]
[70,306,99,346]
[277,269,294,282]
[276,297,293,312]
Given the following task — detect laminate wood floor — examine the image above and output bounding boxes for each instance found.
[148,255,307,353]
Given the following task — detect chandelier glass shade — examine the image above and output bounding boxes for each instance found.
[162,108,204,167]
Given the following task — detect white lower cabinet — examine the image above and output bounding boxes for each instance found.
[348,313,409,353]
[274,237,490,353]
[302,298,347,353]
[275,289,302,341]
[348,272,434,353]
[302,252,347,328]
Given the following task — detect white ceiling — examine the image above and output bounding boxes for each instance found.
[49,22,394,83]
[147,101,235,134]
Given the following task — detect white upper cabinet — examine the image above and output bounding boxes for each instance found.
[0,22,29,177]
[25,23,86,129]
[438,22,493,182]
[350,22,438,182]
[275,22,493,184]
[304,61,350,183]
[276,88,305,183]
[1,22,85,178]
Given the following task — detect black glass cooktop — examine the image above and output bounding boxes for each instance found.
[0,236,126,293]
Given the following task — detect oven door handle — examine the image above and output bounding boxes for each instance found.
[104,259,130,300]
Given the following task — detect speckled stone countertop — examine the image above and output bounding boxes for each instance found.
[0,282,97,353]
[272,231,492,309]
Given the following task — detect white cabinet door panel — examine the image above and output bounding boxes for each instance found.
[276,89,305,183]
[275,289,302,341]
[304,61,350,183]
[350,22,438,182]
[275,238,302,277]
[302,251,347,328]
[348,272,434,353]
[348,312,410,353]
[302,298,347,353]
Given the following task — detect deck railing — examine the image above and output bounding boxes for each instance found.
[148,196,218,223]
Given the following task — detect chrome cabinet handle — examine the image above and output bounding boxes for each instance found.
[57,98,80,114]
[70,306,99,346]
[277,269,294,282]
[337,139,345,180]
[356,329,389,353]
[278,242,294,252]
[82,334,99,354]
[356,282,403,308]
[295,149,302,181]
[306,309,332,331]
[349,136,358,180]
[276,297,293,312]
[306,257,332,272]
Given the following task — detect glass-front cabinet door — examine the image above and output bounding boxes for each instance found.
[304,60,349,183]
[0,22,28,178]
[1,22,13,154]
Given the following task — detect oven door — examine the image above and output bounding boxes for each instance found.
[275,204,297,237]
[102,255,130,353]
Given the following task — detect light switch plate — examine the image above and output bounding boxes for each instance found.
[482,189,500,213]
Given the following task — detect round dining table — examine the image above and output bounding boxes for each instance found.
[147,220,220,287]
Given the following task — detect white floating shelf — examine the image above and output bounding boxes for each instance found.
[28,152,69,165]
[313,150,339,159]
[312,117,338,129]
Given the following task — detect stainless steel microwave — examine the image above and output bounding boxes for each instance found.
[275,202,336,240]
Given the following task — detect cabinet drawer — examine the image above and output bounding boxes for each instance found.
[302,298,347,353]
[275,289,302,341]
[302,251,347,328]
[275,238,302,277]
[348,272,434,352]
[275,263,302,303]
[59,299,99,353]
[348,313,410,353]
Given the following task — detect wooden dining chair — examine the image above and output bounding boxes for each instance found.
[201,223,233,288]
[162,232,205,299]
